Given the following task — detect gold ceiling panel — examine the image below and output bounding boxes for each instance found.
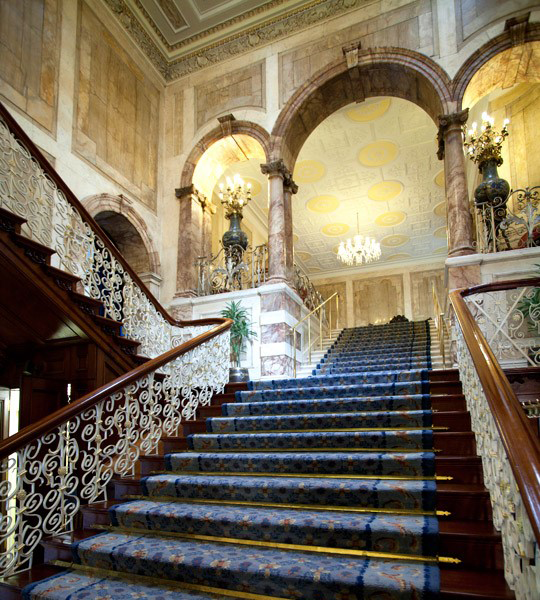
[433,226,447,239]
[358,141,399,167]
[294,160,326,183]
[306,195,340,213]
[375,211,407,227]
[381,234,410,247]
[368,181,404,202]
[346,98,391,122]
[321,223,350,237]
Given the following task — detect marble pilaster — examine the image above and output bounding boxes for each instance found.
[437,110,475,258]
[174,185,215,298]
[261,159,290,284]
[283,172,298,283]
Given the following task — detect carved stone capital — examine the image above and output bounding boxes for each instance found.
[505,13,530,47]
[175,185,215,213]
[261,159,288,179]
[437,109,469,160]
[283,173,298,194]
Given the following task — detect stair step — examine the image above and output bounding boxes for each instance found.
[12,231,55,265]
[43,264,81,291]
[69,290,103,315]
[0,205,27,234]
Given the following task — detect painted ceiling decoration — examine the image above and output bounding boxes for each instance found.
[217,96,447,276]
[101,0,366,80]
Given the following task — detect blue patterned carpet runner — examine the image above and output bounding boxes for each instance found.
[24,320,440,600]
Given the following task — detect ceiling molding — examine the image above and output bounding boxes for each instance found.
[100,0,369,81]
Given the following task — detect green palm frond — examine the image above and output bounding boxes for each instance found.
[220,301,257,365]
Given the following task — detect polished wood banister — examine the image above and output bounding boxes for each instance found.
[0,318,232,460]
[0,101,212,328]
[461,277,540,297]
[450,283,540,543]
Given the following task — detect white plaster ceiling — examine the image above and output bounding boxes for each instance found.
[131,0,312,50]
[219,97,448,276]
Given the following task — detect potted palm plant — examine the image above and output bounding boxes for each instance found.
[220,300,257,382]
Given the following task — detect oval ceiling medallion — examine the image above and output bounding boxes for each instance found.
[321,223,350,237]
[358,141,399,167]
[293,234,299,243]
[433,202,446,218]
[433,246,448,254]
[368,181,404,202]
[385,253,412,261]
[306,195,340,213]
[346,98,391,122]
[308,267,322,273]
[242,177,262,197]
[293,160,326,183]
[434,226,447,239]
[375,211,406,227]
[381,234,409,247]
[296,251,312,262]
[434,170,445,188]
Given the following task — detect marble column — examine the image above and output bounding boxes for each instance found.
[437,110,474,257]
[283,172,298,283]
[261,159,291,284]
[174,185,214,298]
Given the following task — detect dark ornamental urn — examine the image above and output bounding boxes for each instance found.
[474,159,510,209]
[222,212,249,251]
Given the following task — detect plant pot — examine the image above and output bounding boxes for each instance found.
[229,367,250,383]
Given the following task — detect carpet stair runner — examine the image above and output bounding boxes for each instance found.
[4,321,515,600]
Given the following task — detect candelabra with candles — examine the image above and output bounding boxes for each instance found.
[463,112,511,251]
[218,174,252,251]
[337,213,382,266]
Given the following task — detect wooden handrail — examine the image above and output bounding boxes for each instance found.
[0,318,232,460]
[450,278,540,543]
[0,102,214,328]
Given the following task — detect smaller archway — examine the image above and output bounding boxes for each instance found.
[83,194,162,297]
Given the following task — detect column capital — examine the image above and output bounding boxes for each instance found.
[437,109,469,160]
[283,173,298,194]
[175,185,216,213]
[261,159,288,179]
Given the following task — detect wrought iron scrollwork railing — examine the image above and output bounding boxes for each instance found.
[293,265,325,312]
[0,104,207,359]
[473,186,540,254]
[0,322,231,577]
[196,243,268,296]
[462,279,540,367]
[450,279,540,598]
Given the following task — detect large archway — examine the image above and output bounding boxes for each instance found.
[271,48,453,171]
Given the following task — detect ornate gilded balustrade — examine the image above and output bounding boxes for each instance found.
[473,186,540,253]
[0,111,209,358]
[451,281,540,599]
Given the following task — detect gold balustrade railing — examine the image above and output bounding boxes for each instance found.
[291,292,339,377]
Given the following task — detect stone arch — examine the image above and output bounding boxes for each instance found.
[83,193,161,285]
[271,47,453,170]
[453,22,540,109]
[180,119,272,190]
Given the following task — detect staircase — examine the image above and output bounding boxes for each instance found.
[2,320,515,599]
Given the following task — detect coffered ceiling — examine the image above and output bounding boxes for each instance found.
[220,96,448,276]
[101,0,362,79]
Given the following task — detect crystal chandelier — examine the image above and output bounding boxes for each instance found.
[462,112,509,166]
[337,214,381,266]
[218,174,252,217]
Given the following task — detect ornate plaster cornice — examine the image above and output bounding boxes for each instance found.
[101,0,369,82]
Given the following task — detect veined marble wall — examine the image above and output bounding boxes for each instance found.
[74,1,160,211]
[0,0,62,133]
[313,262,445,328]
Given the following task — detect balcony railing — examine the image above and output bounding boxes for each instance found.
[194,244,325,311]
[473,186,540,254]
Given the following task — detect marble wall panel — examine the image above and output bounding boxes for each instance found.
[261,290,302,320]
[261,322,291,344]
[0,0,61,133]
[278,0,434,107]
[410,268,445,320]
[195,61,265,129]
[352,275,404,326]
[456,0,536,49]
[314,282,347,331]
[261,355,294,377]
[74,1,160,211]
